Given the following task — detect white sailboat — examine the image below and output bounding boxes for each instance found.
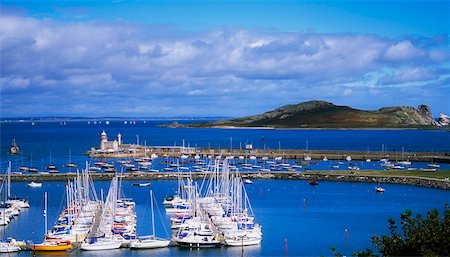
[304,140,311,161]
[130,190,170,249]
[5,161,30,208]
[80,176,122,251]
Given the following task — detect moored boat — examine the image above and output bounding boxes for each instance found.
[29,241,72,251]
[243,179,253,184]
[130,236,170,249]
[9,139,19,155]
[28,182,42,188]
[80,239,122,251]
[225,235,261,246]
[132,182,151,187]
[309,179,318,186]
[375,186,385,193]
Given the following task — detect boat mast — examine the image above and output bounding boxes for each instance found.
[44,191,48,236]
[150,190,155,237]
[7,161,11,199]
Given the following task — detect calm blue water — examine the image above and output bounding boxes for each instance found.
[0,122,449,256]
[1,120,450,171]
[1,180,449,256]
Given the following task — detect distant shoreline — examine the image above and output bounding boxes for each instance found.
[6,171,450,190]
[211,126,429,130]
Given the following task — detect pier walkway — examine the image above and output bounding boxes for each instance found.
[86,145,450,163]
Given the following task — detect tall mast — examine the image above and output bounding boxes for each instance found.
[7,161,11,199]
[44,192,48,235]
[150,190,155,237]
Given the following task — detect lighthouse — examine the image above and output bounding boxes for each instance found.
[100,130,108,150]
[118,133,122,145]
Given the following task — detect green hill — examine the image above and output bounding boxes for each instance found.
[200,100,438,128]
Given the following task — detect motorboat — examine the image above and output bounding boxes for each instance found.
[375,186,385,193]
[132,182,151,187]
[243,179,253,184]
[28,182,42,188]
[0,238,23,253]
[225,235,261,246]
[309,180,319,186]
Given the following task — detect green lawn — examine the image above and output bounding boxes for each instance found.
[305,169,450,179]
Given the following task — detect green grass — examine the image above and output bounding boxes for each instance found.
[305,169,450,179]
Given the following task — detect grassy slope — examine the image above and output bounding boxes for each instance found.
[212,104,433,128]
[305,169,450,179]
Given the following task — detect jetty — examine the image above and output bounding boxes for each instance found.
[4,170,450,190]
[87,146,450,163]
[86,130,450,163]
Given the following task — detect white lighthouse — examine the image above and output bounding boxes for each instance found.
[100,130,108,150]
[118,133,122,145]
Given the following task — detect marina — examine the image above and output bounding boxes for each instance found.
[0,179,448,256]
[2,0,449,255]
[0,121,449,256]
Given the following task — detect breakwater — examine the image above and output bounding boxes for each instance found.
[87,145,450,163]
[6,171,450,190]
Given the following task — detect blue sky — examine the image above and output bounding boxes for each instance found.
[1,0,449,117]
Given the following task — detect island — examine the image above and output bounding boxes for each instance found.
[166,100,443,129]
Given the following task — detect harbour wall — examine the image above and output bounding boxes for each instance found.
[6,171,450,190]
[87,147,450,163]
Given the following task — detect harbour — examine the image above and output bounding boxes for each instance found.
[1,178,449,256]
[3,170,450,190]
[3,1,450,255]
[1,121,449,256]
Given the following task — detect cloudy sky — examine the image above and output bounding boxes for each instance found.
[1,0,449,117]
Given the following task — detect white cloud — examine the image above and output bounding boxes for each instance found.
[383,40,426,62]
[0,14,449,116]
[379,67,440,85]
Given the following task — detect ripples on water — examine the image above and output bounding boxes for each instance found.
[2,180,450,256]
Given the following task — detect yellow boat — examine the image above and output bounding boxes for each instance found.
[29,241,72,251]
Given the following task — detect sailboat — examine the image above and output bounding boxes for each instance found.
[18,154,29,171]
[28,153,39,172]
[304,140,311,161]
[427,149,440,169]
[80,176,123,251]
[29,192,73,251]
[130,190,170,249]
[396,147,411,166]
[365,146,371,162]
[67,149,77,168]
[8,139,19,155]
[46,151,58,173]
[5,161,30,208]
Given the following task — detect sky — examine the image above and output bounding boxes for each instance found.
[0,0,449,117]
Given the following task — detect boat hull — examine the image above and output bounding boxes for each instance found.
[29,244,72,251]
[225,237,261,246]
[176,241,221,248]
[130,239,170,249]
[80,241,122,251]
[0,246,21,253]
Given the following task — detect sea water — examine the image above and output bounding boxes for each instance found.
[0,121,449,256]
[1,120,450,171]
[1,180,449,256]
